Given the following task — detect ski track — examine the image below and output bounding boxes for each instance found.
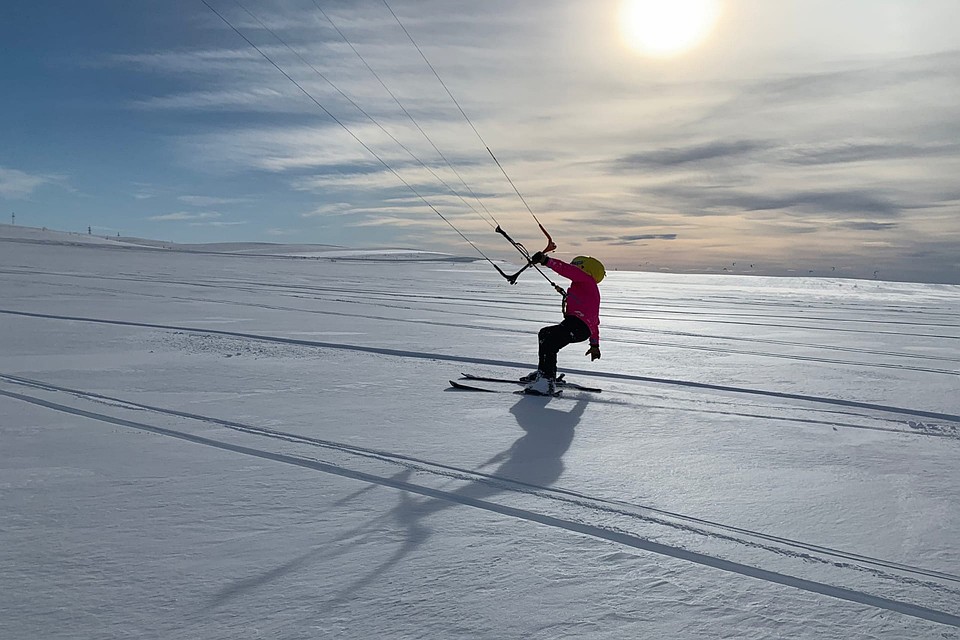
[7,262,954,323]
[447,380,957,439]
[1,308,958,426]
[5,267,958,338]
[1,377,959,629]
[4,273,960,376]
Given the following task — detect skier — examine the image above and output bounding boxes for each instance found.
[522,253,604,395]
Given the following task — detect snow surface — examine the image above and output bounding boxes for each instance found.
[1,225,958,639]
[0,223,464,261]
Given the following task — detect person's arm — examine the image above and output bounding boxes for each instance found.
[529,252,593,284]
[546,258,596,284]
[585,318,600,360]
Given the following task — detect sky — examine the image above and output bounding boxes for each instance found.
[2,0,959,283]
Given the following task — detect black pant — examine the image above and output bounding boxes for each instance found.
[538,316,591,379]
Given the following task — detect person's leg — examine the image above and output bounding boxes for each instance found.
[537,323,567,379]
[562,315,592,344]
[537,316,590,379]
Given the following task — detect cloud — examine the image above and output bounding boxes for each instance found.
[739,190,903,218]
[0,167,62,199]
[695,51,960,157]
[620,233,678,241]
[837,221,898,231]
[177,124,384,174]
[586,233,677,244]
[349,215,446,230]
[610,135,959,178]
[177,195,248,206]
[783,140,960,165]
[612,140,768,170]
[300,202,362,218]
[189,220,247,227]
[132,88,289,112]
[645,183,904,219]
[709,50,960,119]
[148,211,222,222]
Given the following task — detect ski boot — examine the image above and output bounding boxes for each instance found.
[523,372,556,396]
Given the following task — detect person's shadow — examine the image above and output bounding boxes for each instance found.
[324,394,589,602]
[205,394,588,609]
[474,394,587,490]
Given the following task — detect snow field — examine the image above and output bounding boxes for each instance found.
[1,230,958,639]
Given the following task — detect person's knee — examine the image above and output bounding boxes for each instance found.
[539,326,553,342]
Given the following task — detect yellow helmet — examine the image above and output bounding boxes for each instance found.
[571,256,605,283]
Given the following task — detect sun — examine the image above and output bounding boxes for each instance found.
[619,0,722,58]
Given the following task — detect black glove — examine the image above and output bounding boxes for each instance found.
[530,251,548,265]
[585,344,601,361]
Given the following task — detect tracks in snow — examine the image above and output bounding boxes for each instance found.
[4,268,959,375]
[2,372,960,628]
[1,308,958,430]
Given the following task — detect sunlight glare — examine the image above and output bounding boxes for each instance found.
[620,0,722,58]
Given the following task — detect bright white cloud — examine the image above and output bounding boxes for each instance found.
[132,88,288,112]
[0,167,59,199]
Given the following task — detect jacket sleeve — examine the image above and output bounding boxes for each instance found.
[545,258,594,284]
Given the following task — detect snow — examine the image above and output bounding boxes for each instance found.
[1,225,958,639]
[0,224,469,261]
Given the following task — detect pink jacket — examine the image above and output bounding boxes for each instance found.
[545,258,601,345]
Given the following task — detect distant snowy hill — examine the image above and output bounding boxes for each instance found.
[0,224,475,262]
[0,223,133,247]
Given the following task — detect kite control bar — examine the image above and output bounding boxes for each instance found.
[493,223,566,297]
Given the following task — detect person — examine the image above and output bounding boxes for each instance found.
[522,252,604,395]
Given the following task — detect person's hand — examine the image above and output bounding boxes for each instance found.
[529,251,548,265]
[585,344,601,361]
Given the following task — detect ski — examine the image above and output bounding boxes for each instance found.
[448,380,562,397]
[448,379,500,393]
[460,373,602,393]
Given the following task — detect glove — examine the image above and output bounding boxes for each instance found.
[529,251,548,265]
[585,344,601,361]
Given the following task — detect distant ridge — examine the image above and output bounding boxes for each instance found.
[0,224,475,262]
